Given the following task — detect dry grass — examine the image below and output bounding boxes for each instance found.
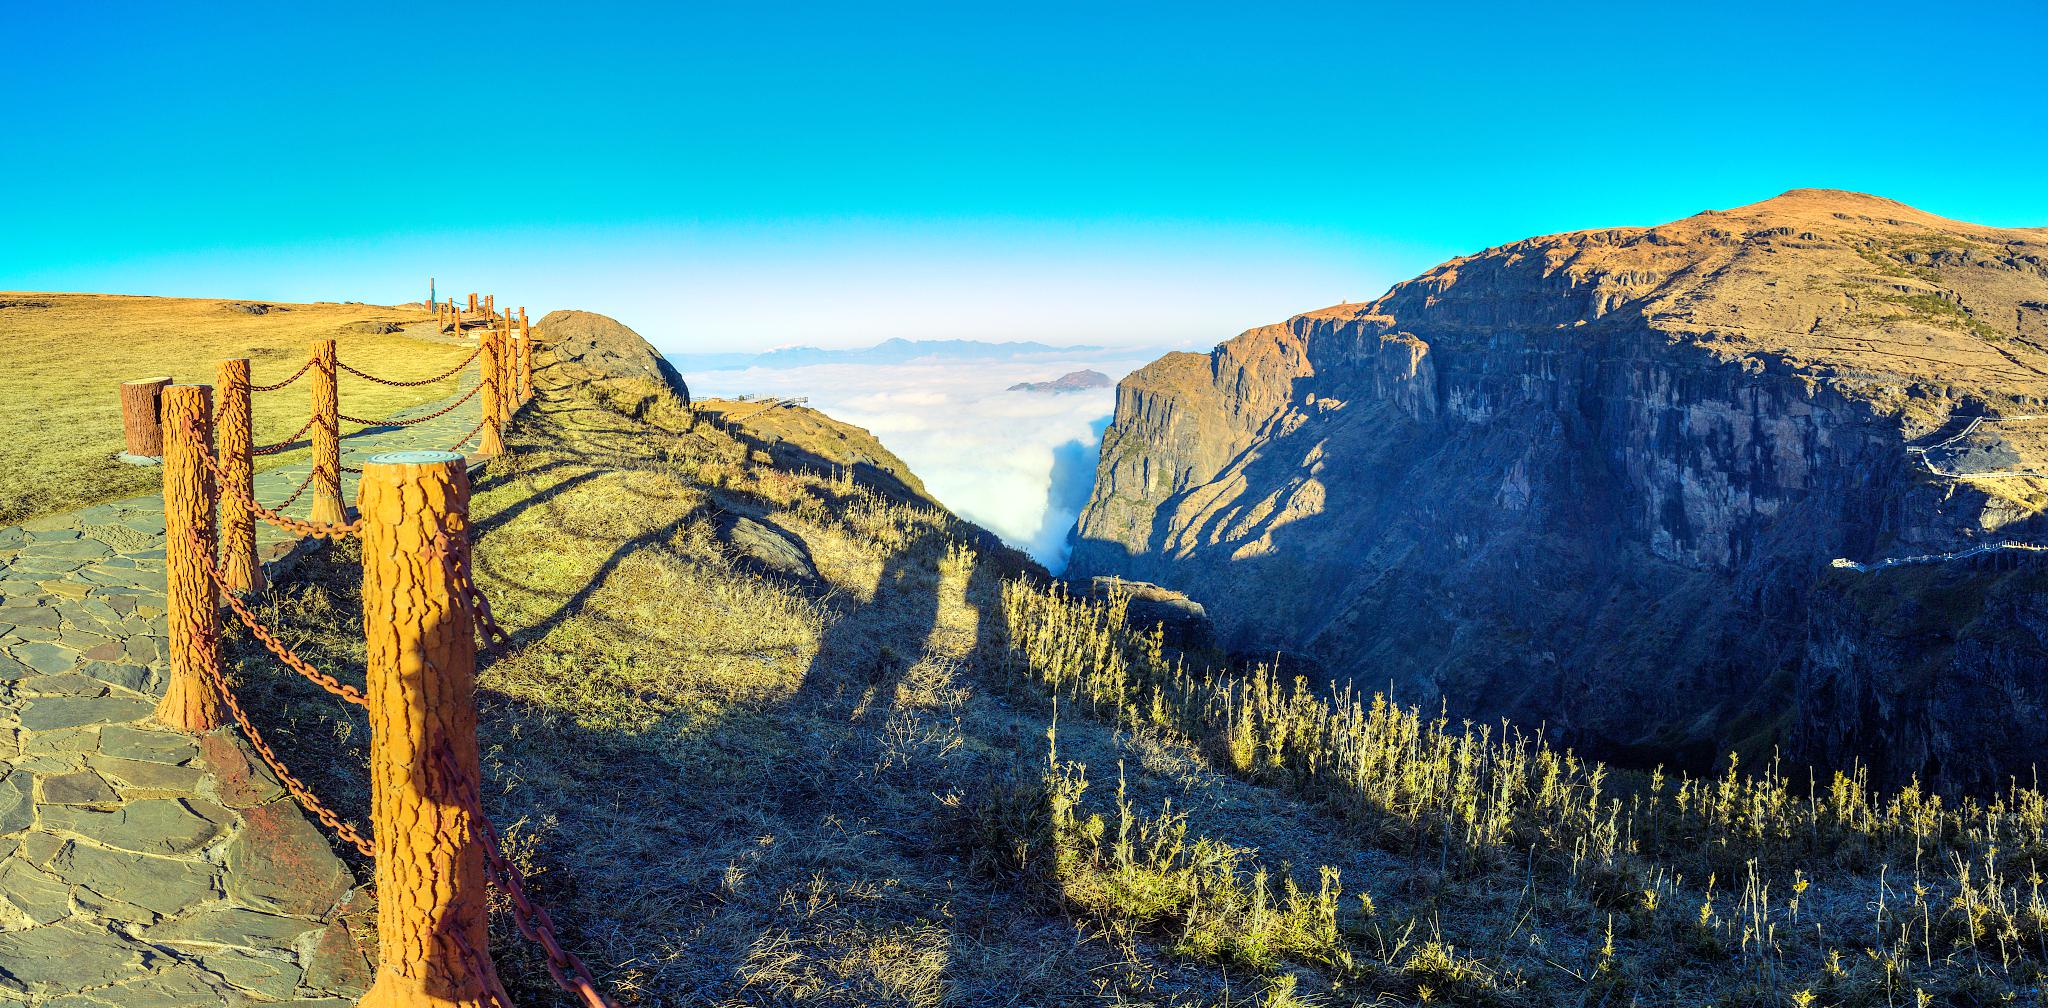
[214,353,2048,1006]
[0,291,480,522]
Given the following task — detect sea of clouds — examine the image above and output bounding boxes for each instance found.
[685,349,1172,571]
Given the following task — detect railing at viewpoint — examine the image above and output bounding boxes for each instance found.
[150,304,606,1007]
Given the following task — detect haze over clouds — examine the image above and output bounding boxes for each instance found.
[684,348,1173,570]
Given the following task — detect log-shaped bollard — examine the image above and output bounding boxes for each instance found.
[215,358,265,594]
[518,326,533,403]
[467,292,478,313]
[310,339,346,525]
[119,377,174,459]
[356,451,504,1008]
[158,385,225,732]
[477,327,505,458]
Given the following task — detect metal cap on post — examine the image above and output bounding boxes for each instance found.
[355,450,506,1008]
[158,384,225,732]
[215,358,265,594]
[309,339,346,525]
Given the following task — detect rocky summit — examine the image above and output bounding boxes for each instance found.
[1069,190,2048,789]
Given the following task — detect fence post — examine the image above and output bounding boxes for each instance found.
[310,340,346,525]
[215,358,265,594]
[355,450,504,1008]
[158,384,225,733]
[518,322,533,402]
[478,327,505,458]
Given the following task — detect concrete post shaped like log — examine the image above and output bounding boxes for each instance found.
[157,384,225,732]
[355,450,504,1008]
[215,358,264,594]
[477,327,505,458]
[309,340,346,525]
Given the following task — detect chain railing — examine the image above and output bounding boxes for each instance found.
[146,317,612,1007]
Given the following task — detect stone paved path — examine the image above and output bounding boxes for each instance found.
[0,357,486,1005]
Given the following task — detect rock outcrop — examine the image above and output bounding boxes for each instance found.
[536,310,691,405]
[1009,370,1113,393]
[1070,190,2048,787]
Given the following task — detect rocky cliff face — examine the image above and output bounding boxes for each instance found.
[1071,190,2048,786]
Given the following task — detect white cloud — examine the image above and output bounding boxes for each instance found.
[686,352,1165,571]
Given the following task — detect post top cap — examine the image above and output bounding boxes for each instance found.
[365,450,466,466]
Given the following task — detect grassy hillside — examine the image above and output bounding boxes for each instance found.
[217,356,2048,1006]
[0,292,479,522]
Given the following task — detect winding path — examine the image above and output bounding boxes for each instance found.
[0,363,483,1005]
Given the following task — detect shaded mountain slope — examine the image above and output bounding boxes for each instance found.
[1070,189,2048,787]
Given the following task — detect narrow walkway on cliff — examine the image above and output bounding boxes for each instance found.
[0,367,483,1005]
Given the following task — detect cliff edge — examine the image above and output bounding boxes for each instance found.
[1070,189,2048,787]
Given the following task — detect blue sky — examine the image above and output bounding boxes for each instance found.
[6,1,2045,352]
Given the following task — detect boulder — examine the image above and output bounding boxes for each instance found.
[717,514,818,583]
[536,310,690,405]
[1085,576,1213,651]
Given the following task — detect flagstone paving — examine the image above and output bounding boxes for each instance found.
[0,368,486,1005]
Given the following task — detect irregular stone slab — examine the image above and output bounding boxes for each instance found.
[0,772,31,834]
[68,884,157,926]
[196,946,304,999]
[142,906,324,948]
[40,962,224,1007]
[0,608,57,630]
[12,832,64,868]
[37,769,116,805]
[0,858,72,926]
[298,917,375,994]
[197,733,284,809]
[7,643,77,676]
[18,696,155,731]
[224,800,352,916]
[23,727,97,758]
[0,921,151,994]
[99,726,196,765]
[78,640,122,663]
[73,661,149,695]
[40,798,230,856]
[85,755,206,793]
[13,674,107,697]
[53,841,218,916]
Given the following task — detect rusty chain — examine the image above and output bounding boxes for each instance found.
[340,380,483,428]
[264,470,315,512]
[195,532,369,706]
[180,564,375,858]
[451,927,521,1008]
[337,345,481,387]
[250,357,315,392]
[251,416,317,456]
[447,418,488,453]
[185,420,361,539]
[432,744,614,1008]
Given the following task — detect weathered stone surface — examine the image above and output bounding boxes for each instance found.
[0,772,32,834]
[142,906,324,948]
[37,769,115,805]
[8,643,77,676]
[85,754,207,792]
[40,962,223,1006]
[40,799,229,856]
[0,922,151,993]
[19,696,155,732]
[222,799,351,916]
[0,858,73,926]
[298,917,374,994]
[196,946,304,999]
[197,733,284,809]
[538,308,692,404]
[53,841,218,915]
[98,726,196,765]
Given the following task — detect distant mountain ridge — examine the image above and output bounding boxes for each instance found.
[671,336,1105,371]
[1008,369,1112,393]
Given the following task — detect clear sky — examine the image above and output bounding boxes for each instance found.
[7,1,2045,353]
